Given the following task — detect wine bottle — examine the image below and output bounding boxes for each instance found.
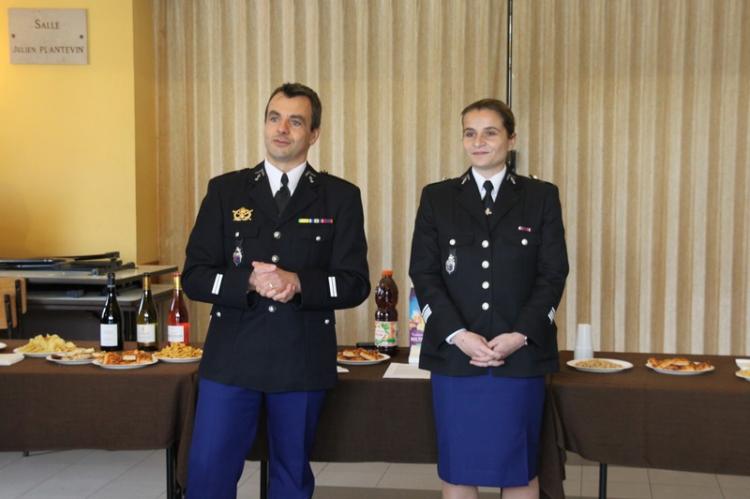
[167,272,190,344]
[100,272,124,352]
[136,273,159,351]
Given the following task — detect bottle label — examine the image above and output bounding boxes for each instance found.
[137,324,156,343]
[374,321,398,347]
[168,325,186,343]
[100,324,118,347]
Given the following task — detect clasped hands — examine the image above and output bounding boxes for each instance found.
[454,331,527,367]
[249,261,301,303]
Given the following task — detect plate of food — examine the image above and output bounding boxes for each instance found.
[735,369,750,382]
[154,343,203,363]
[337,348,390,366]
[646,357,715,375]
[0,342,6,350]
[566,358,634,373]
[46,347,97,365]
[92,350,157,370]
[14,334,78,358]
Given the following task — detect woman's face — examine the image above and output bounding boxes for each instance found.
[462,108,516,175]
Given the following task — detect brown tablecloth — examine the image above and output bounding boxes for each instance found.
[0,340,198,487]
[550,351,750,475]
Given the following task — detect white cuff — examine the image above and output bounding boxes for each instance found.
[446,328,467,345]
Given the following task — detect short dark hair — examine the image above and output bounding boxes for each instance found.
[265,82,322,131]
[461,98,515,136]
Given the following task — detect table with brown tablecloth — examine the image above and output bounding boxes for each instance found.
[0,340,198,495]
[4,341,749,499]
[543,351,750,495]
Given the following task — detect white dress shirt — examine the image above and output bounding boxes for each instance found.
[264,159,307,196]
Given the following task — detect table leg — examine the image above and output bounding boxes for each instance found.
[167,444,181,499]
[598,462,608,499]
[260,460,269,499]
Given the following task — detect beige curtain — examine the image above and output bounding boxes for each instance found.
[155,0,507,345]
[514,0,750,354]
[156,0,750,355]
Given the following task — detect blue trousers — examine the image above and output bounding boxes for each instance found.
[186,378,326,499]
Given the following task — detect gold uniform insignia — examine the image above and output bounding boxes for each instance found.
[232,207,253,222]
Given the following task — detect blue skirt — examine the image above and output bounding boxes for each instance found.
[431,372,545,488]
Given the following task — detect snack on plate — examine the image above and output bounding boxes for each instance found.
[574,359,622,369]
[337,348,383,362]
[155,343,203,359]
[17,334,77,353]
[99,350,154,365]
[50,347,96,361]
[738,369,750,377]
[647,357,713,371]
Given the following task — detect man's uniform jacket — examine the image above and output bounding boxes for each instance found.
[409,169,569,377]
[183,162,370,392]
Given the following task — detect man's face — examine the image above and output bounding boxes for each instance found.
[264,93,320,169]
[462,108,516,175]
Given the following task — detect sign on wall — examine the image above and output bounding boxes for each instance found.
[8,8,88,65]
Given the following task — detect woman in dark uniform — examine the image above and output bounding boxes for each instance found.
[409,99,568,499]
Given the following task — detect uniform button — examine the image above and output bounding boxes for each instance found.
[268,305,276,313]
[482,240,489,248]
[482,260,490,269]
[482,281,490,289]
[273,231,281,239]
[315,235,322,242]
[324,319,330,325]
[216,311,222,317]
[271,255,280,263]
[449,238,456,246]
[235,231,240,237]
[482,302,490,311]
[522,238,528,246]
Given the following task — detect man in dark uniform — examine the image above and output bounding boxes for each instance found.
[410,99,568,499]
[183,83,370,499]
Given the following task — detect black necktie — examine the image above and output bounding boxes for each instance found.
[482,180,494,214]
[274,173,291,214]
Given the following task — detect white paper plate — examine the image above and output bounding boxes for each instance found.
[735,358,750,370]
[337,353,390,366]
[92,358,158,370]
[14,347,57,358]
[566,358,633,373]
[46,355,94,366]
[735,370,750,382]
[0,342,6,350]
[646,364,715,376]
[154,355,201,364]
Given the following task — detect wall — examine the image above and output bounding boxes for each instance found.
[0,0,156,264]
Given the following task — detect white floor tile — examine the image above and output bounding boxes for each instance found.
[386,463,437,475]
[322,462,390,474]
[583,465,649,483]
[377,470,443,490]
[565,464,582,482]
[0,452,23,471]
[237,471,261,499]
[22,464,127,498]
[650,483,723,499]
[721,486,750,499]
[717,473,750,489]
[311,461,328,476]
[648,468,718,486]
[316,470,387,488]
[581,480,652,498]
[563,479,581,496]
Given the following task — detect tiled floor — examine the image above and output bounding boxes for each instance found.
[0,449,748,499]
